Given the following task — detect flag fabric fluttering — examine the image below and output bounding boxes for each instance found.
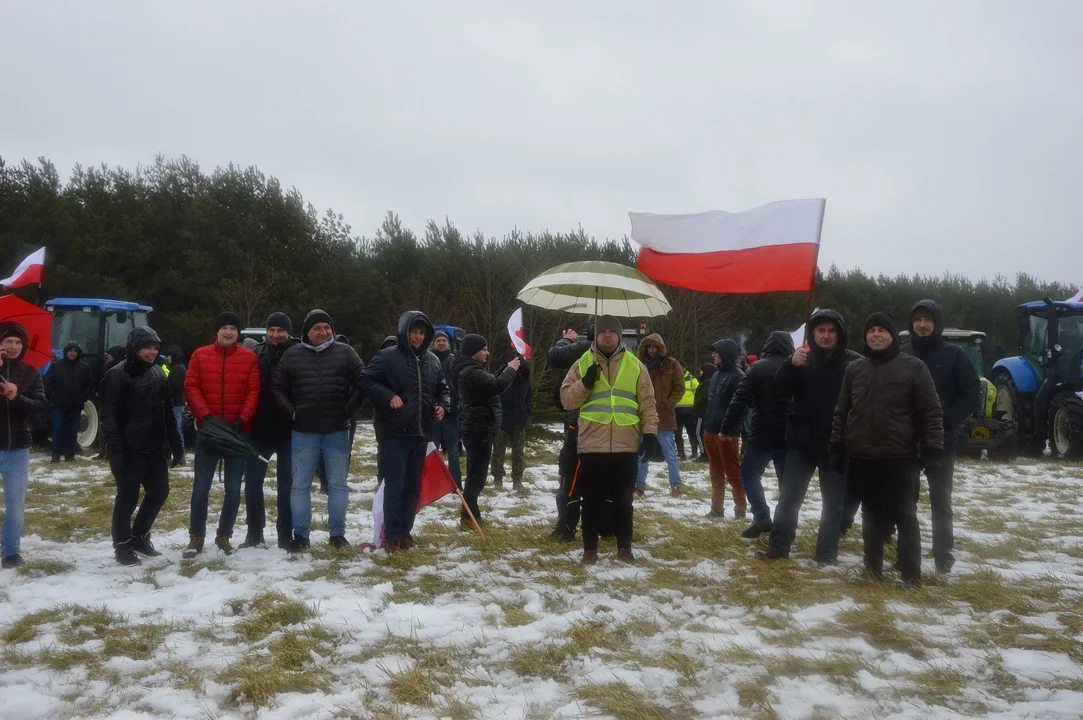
[369,442,459,548]
[630,199,826,294]
[0,247,45,289]
[790,308,819,350]
[507,307,531,359]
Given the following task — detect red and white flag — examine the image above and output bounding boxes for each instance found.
[630,199,826,294]
[507,307,531,359]
[0,247,45,289]
[370,442,459,548]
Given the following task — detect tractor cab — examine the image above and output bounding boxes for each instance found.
[991,299,1083,459]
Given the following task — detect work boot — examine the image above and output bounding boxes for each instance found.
[114,540,141,567]
[670,487,682,498]
[705,509,724,519]
[215,537,234,555]
[182,536,204,559]
[935,553,955,574]
[580,550,598,566]
[329,535,351,549]
[288,534,310,554]
[1,553,25,569]
[403,534,416,550]
[756,549,788,561]
[384,539,404,554]
[512,478,524,491]
[131,532,161,557]
[634,486,645,497]
[616,548,636,564]
[741,518,772,539]
[239,532,265,549]
[734,508,747,520]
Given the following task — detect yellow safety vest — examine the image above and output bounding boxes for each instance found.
[161,364,171,378]
[578,349,642,426]
[678,372,698,407]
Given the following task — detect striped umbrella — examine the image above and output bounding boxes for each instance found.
[516,260,671,318]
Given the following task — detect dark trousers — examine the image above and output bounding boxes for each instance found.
[926,451,956,563]
[245,438,293,543]
[462,431,494,523]
[851,458,922,581]
[111,451,169,546]
[189,436,246,539]
[431,414,463,485]
[555,418,581,534]
[741,444,787,522]
[674,408,698,459]
[768,447,846,561]
[51,407,82,458]
[579,452,637,552]
[382,435,427,542]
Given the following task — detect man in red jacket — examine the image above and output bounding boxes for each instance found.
[183,312,261,557]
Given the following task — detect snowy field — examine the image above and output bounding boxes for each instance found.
[1,422,1081,720]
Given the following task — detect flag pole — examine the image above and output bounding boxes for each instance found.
[456,487,485,538]
[805,200,827,321]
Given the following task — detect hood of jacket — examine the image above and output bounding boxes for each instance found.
[125,326,162,373]
[636,333,668,361]
[710,339,740,370]
[908,298,945,352]
[167,345,184,364]
[381,335,398,350]
[761,331,795,359]
[0,321,29,364]
[397,310,434,355]
[807,309,848,361]
[62,340,83,361]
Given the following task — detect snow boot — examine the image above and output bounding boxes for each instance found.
[182,536,204,559]
[580,550,598,566]
[288,534,310,554]
[741,517,772,539]
[329,535,351,549]
[215,537,234,555]
[1,553,25,569]
[239,532,265,549]
[616,548,636,564]
[115,541,142,566]
[131,532,161,557]
[756,549,788,561]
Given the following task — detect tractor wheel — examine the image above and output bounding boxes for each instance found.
[989,374,1021,460]
[1048,393,1083,460]
[77,399,100,452]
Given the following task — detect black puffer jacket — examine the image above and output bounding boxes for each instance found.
[252,337,298,443]
[703,339,743,434]
[456,355,517,440]
[274,316,364,435]
[358,311,450,440]
[44,341,93,412]
[167,346,187,407]
[0,322,48,451]
[774,309,863,460]
[547,336,592,412]
[100,327,182,457]
[499,352,534,433]
[900,299,982,450]
[720,331,795,449]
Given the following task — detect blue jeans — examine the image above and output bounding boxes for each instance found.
[768,447,846,562]
[291,430,350,539]
[637,429,681,488]
[430,415,462,485]
[382,436,427,543]
[1,449,30,558]
[246,438,293,543]
[741,445,788,522]
[189,435,246,539]
[51,407,82,458]
[173,406,186,461]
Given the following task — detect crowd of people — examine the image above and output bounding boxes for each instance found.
[0,299,978,587]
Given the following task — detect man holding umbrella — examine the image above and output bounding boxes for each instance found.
[560,315,658,565]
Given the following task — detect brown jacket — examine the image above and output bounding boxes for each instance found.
[636,333,684,431]
[831,350,944,460]
[561,343,659,454]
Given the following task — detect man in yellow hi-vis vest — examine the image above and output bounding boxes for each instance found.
[561,315,658,565]
[675,366,699,460]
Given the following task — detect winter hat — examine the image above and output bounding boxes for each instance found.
[215,312,242,333]
[433,330,450,342]
[302,309,334,341]
[746,354,759,364]
[167,345,183,361]
[265,311,293,335]
[461,334,487,359]
[595,315,622,336]
[864,311,897,338]
[381,335,398,350]
[410,317,429,333]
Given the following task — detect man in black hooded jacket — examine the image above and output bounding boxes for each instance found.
[702,338,745,516]
[546,319,593,540]
[45,340,93,462]
[900,299,981,573]
[721,331,795,538]
[760,309,862,565]
[359,311,450,552]
[102,327,183,566]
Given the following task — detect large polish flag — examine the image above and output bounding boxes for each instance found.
[630,199,826,294]
[0,247,46,289]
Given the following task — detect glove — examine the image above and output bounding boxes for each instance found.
[582,363,602,390]
[171,441,184,465]
[108,454,124,479]
[829,452,846,475]
[640,433,658,456]
[921,446,944,475]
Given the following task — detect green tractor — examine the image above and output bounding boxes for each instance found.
[899,327,1016,459]
[988,299,1083,460]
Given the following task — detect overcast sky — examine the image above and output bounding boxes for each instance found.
[2,1,1080,287]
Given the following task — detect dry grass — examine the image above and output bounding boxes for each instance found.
[575,681,695,720]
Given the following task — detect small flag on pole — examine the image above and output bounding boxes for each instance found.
[0,247,45,289]
[508,307,531,359]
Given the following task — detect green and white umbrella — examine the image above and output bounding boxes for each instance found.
[516,260,671,318]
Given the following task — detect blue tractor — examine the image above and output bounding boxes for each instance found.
[990,298,1083,460]
[40,298,153,450]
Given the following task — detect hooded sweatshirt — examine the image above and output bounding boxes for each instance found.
[636,333,685,431]
[704,339,743,434]
[720,330,795,449]
[899,299,982,450]
[0,321,48,450]
[45,340,93,413]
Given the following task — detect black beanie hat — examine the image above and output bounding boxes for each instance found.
[864,311,897,338]
[433,330,450,342]
[461,334,487,358]
[215,311,242,333]
[265,311,293,335]
[302,309,334,341]
[596,315,623,336]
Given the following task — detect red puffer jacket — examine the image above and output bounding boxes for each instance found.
[184,342,261,429]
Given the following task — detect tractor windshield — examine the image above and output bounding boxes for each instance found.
[104,309,147,350]
[51,307,102,357]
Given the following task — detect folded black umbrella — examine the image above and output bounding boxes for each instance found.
[199,415,268,463]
